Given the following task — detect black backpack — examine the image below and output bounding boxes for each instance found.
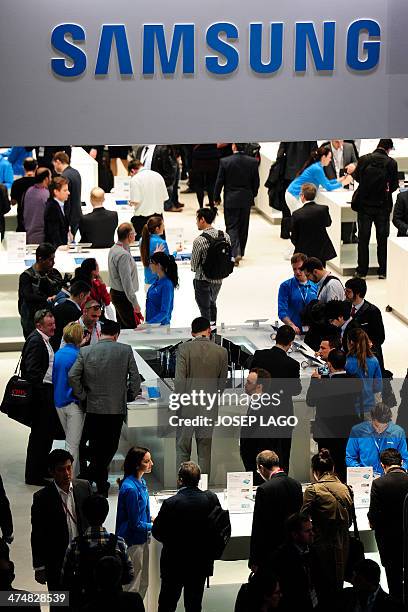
[73,534,118,601]
[202,231,234,280]
[359,153,391,206]
[206,501,231,560]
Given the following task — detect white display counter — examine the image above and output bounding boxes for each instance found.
[254,142,281,224]
[387,237,408,324]
[317,188,399,276]
[121,325,319,488]
[0,243,192,292]
[145,490,376,612]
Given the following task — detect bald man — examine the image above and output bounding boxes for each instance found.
[79,187,118,248]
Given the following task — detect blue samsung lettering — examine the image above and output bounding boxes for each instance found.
[95,25,133,75]
[295,21,336,71]
[346,19,381,71]
[51,23,86,77]
[249,23,284,74]
[206,22,239,75]
[50,19,381,77]
[143,24,195,75]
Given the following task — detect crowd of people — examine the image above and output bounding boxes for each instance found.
[1,139,408,610]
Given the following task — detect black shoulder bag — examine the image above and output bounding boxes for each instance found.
[1,353,33,427]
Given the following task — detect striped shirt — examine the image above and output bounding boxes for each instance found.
[191,227,231,283]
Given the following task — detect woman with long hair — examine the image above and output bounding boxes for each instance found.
[115,446,154,599]
[302,448,353,606]
[145,252,178,325]
[52,322,85,476]
[285,145,352,215]
[346,327,382,417]
[73,257,110,308]
[139,216,169,289]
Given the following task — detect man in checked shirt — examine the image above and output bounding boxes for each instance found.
[191,207,231,325]
[61,494,134,608]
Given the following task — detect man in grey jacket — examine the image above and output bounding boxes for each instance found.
[174,317,228,478]
[108,222,141,329]
[68,319,140,496]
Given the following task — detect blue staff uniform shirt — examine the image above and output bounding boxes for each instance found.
[278,277,318,329]
[116,475,152,546]
[142,234,169,285]
[146,276,174,325]
[288,162,342,198]
[346,420,408,475]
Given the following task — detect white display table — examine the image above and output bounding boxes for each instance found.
[145,490,376,612]
[121,326,319,488]
[254,142,281,224]
[387,237,408,324]
[0,243,192,292]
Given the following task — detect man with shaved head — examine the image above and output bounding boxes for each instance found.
[79,187,118,247]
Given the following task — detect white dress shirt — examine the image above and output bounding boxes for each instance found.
[54,481,79,541]
[332,145,343,178]
[37,329,54,384]
[140,145,156,170]
[55,197,66,215]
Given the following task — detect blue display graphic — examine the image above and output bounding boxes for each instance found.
[51,19,381,77]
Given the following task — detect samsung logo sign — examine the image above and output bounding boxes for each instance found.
[51,20,381,78]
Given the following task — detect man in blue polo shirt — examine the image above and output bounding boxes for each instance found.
[346,402,408,477]
[278,253,318,334]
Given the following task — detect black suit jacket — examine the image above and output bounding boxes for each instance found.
[31,480,92,582]
[322,142,358,181]
[277,141,318,181]
[214,153,260,208]
[352,300,385,348]
[291,202,336,263]
[249,472,303,567]
[62,166,82,230]
[44,198,70,248]
[51,299,82,350]
[270,542,319,612]
[21,330,50,387]
[367,467,408,564]
[306,373,361,438]
[79,207,118,248]
[393,190,408,236]
[0,473,13,539]
[251,346,302,416]
[152,486,221,577]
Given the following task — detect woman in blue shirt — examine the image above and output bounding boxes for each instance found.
[345,327,382,416]
[52,322,84,476]
[146,252,179,325]
[286,146,352,214]
[139,216,169,288]
[116,446,154,598]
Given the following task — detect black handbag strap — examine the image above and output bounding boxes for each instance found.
[14,352,23,376]
[345,485,360,540]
